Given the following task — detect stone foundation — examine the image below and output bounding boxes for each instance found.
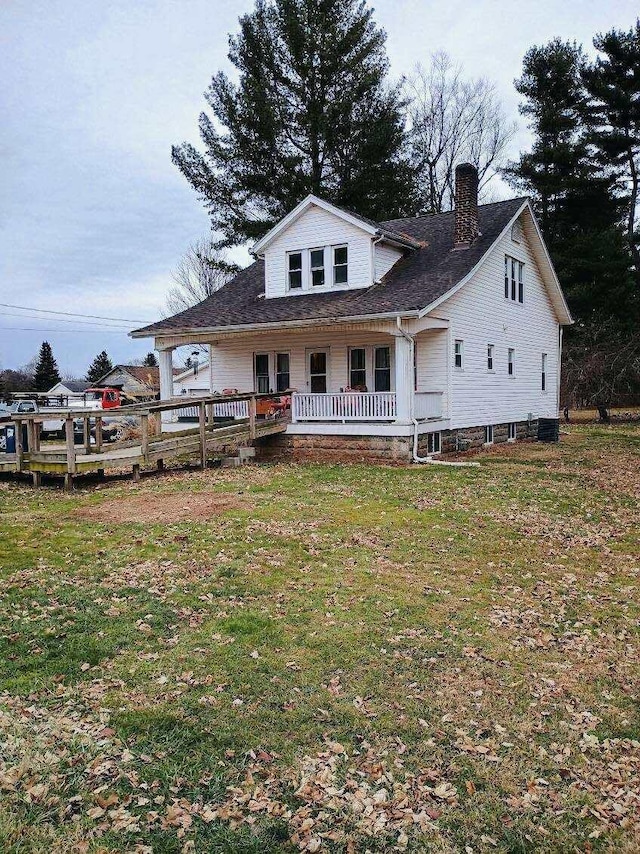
[256,418,541,464]
[256,433,413,464]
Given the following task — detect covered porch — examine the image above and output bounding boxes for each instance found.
[154,316,450,433]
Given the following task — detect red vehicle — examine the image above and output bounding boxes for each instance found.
[84,387,127,409]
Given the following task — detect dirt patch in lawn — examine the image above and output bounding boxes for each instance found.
[75,490,251,524]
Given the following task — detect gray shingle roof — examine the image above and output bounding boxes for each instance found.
[133,197,527,337]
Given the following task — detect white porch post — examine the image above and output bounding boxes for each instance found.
[394,334,413,423]
[157,345,175,424]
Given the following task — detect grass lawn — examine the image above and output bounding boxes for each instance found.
[0,424,638,853]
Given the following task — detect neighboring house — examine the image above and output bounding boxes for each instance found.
[47,380,91,397]
[94,365,179,400]
[173,361,211,396]
[132,164,572,461]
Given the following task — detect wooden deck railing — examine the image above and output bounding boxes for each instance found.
[0,392,288,489]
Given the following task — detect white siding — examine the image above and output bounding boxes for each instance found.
[433,225,560,429]
[173,363,211,396]
[375,242,403,282]
[264,204,373,298]
[210,328,397,394]
[415,329,449,416]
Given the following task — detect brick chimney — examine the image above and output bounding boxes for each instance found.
[454,163,479,247]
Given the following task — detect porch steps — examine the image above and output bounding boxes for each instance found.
[221,446,256,467]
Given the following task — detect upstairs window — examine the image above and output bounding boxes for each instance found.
[508,347,515,376]
[310,248,325,287]
[333,245,348,285]
[487,344,494,371]
[288,252,302,289]
[541,353,547,392]
[454,339,464,369]
[505,256,524,303]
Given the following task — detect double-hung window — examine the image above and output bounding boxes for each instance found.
[487,344,494,371]
[255,353,271,393]
[541,353,547,392]
[288,252,302,289]
[508,348,515,377]
[349,348,367,389]
[374,347,391,392]
[255,352,290,393]
[454,339,464,369]
[333,246,348,284]
[310,249,325,287]
[505,255,524,303]
[276,353,290,392]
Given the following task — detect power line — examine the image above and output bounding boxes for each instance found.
[0,311,133,329]
[0,326,132,334]
[0,302,153,324]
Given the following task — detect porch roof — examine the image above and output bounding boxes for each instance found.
[132,197,527,339]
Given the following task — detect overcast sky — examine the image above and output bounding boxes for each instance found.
[1,0,637,375]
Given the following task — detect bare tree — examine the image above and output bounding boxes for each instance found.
[406,52,516,213]
[562,320,640,421]
[166,236,237,315]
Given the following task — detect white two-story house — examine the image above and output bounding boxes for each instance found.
[132,164,572,462]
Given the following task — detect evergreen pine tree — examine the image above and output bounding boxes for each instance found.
[142,352,158,367]
[86,351,113,384]
[504,39,631,324]
[583,21,640,286]
[33,341,61,391]
[172,0,415,247]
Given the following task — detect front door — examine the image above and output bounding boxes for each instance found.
[308,350,328,393]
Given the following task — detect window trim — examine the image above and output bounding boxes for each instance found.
[484,424,494,445]
[333,244,348,286]
[504,254,524,304]
[346,345,393,392]
[541,352,548,393]
[508,422,517,442]
[287,251,303,290]
[254,351,291,394]
[508,347,515,377]
[309,247,325,287]
[348,346,367,390]
[427,431,441,455]
[487,343,494,372]
[454,339,464,370]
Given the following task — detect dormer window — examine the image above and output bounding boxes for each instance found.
[333,246,348,285]
[310,249,325,286]
[288,252,302,289]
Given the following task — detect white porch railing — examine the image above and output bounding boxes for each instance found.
[414,391,443,420]
[177,400,249,420]
[292,392,397,422]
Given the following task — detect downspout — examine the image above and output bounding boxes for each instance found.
[395,316,428,464]
[401,317,479,467]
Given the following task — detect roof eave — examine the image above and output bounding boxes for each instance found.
[132,309,422,341]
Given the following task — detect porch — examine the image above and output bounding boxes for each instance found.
[155,317,451,434]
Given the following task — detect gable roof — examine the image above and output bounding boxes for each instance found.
[132,197,571,339]
[48,380,91,394]
[251,194,422,254]
[95,365,180,390]
[174,361,210,383]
